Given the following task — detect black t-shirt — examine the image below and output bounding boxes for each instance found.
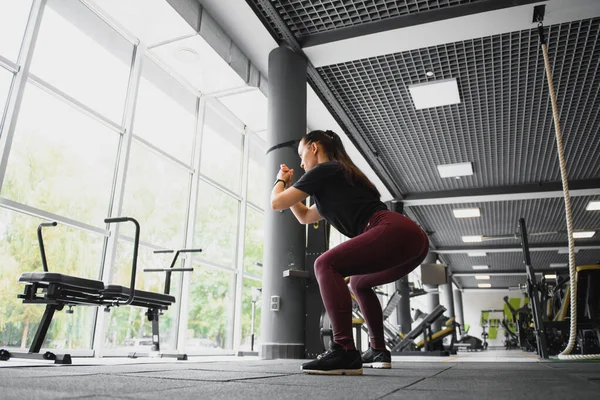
[292,161,387,238]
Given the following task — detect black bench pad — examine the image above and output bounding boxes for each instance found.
[19,273,105,293]
[103,285,175,306]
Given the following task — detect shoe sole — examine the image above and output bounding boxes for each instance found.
[362,362,391,369]
[301,368,363,375]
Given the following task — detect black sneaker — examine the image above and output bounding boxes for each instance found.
[301,343,363,375]
[361,347,391,369]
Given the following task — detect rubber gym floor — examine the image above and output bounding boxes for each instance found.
[1,349,599,399]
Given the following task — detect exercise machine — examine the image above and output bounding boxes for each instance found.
[0,217,200,364]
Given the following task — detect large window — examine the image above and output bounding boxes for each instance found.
[194,181,240,267]
[186,263,235,352]
[0,209,105,350]
[0,0,33,62]
[133,57,196,164]
[200,101,244,193]
[247,136,267,208]
[0,68,12,128]
[240,278,262,351]
[1,84,120,226]
[119,141,190,248]
[30,0,133,123]
[244,206,264,278]
[103,241,180,352]
[0,0,270,356]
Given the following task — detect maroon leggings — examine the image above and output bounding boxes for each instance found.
[314,210,429,351]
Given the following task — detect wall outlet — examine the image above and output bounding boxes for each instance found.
[270,295,280,311]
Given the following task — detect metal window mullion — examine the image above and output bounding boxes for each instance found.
[177,95,207,352]
[243,272,261,282]
[192,256,237,273]
[0,196,110,237]
[232,128,251,351]
[198,174,243,201]
[0,55,19,73]
[116,234,168,251]
[92,42,144,357]
[131,134,193,172]
[79,0,139,46]
[28,73,123,133]
[246,200,264,214]
[0,0,46,191]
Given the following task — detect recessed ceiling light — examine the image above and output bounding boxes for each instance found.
[409,77,461,109]
[472,265,489,270]
[462,235,482,243]
[173,47,199,63]
[549,263,567,268]
[426,71,435,77]
[475,275,490,280]
[573,231,595,239]
[586,201,600,211]
[453,208,481,218]
[544,274,557,280]
[478,283,492,288]
[437,162,473,178]
[558,248,580,254]
[468,252,487,257]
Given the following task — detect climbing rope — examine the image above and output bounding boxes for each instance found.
[537,19,600,360]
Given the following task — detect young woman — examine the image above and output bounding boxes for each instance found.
[271,129,429,375]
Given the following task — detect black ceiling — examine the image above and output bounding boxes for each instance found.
[246,0,600,289]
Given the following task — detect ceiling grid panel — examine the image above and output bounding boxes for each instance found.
[409,196,600,248]
[271,1,483,38]
[315,18,600,193]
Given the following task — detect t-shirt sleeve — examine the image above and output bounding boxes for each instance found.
[292,165,324,196]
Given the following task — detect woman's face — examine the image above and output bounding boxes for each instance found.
[298,140,318,172]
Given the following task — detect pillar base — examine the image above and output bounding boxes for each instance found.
[260,343,304,359]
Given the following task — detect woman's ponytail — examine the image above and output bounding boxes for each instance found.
[302,130,380,198]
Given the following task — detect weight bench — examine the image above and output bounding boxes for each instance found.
[0,217,200,364]
[390,304,451,355]
[414,317,456,350]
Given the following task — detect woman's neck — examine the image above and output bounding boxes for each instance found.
[316,153,331,164]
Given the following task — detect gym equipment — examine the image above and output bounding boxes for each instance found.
[518,218,600,358]
[503,296,537,352]
[0,217,200,364]
[455,328,485,352]
[390,304,456,356]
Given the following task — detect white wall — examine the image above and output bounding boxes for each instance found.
[461,290,522,348]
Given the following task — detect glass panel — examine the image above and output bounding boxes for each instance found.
[120,140,190,249]
[240,278,262,352]
[247,136,266,208]
[186,264,235,353]
[199,101,243,194]
[244,206,264,277]
[1,84,120,226]
[0,0,33,62]
[194,181,239,267]
[0,67,13,129]
[133,57,196,164]
[0,209,104,349]
[30,0,133,123]
[103,240,180,352]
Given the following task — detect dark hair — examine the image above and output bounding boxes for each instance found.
[302,129,380,198]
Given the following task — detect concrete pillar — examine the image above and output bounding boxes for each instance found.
[260,46,307,359]
[396,276,412,334]
[439,274,455,319]
[422,252,442,332]
[453,289,465,333]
